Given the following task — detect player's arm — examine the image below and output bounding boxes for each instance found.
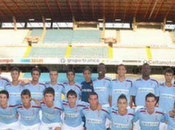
[31,98,41,106]
[131,96,136,107]
[155,97,159,107]
[108,95,112,107]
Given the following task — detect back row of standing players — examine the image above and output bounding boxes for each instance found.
[0,63,175,130]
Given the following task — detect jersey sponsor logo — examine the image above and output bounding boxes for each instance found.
[140,121,159,127]
[21,115,36,120]
[138,88,154,93]
[160,93,175,99]
[65,112,79,118]
[9,93,21,97]
[86,118,102,124]
[113,122,129,128]
[43,112,56,119]
[0,114,15,119]
[113,89,129,94]
[82,89,93,92]
[94,87,107,91]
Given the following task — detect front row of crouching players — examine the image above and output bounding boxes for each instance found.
[0,88,175,130]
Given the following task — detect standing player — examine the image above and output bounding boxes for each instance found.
[45,69,65,101]
[0,67,10,91]
[82,92,110,130]
[39,87,63,130]
[134,93,165,130]
[159,68,175,113]
[131,63,159,108]
[17,89,41,130]
[110,64,132,107]
[93,63,111,107]
[5,67,23,105]
[62,90,87,130]
[110,94,135,130]
[166,103,175,130]
[81,66,94,103]
[24,67,46,101]
[63,69,81,100]
[0,90,19,130]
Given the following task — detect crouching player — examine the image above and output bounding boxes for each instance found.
[0,90,19,130]
[17,89,41,130]
[110,94,135,130]
[62,90,87,130]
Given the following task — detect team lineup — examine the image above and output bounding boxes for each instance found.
[0,63,175,130]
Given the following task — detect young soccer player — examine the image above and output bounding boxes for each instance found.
[0,67,10,91]
[166,103,175,130]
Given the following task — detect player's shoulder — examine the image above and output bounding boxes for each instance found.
[125,79,133,83]
[62,100,69,106]
[101,107,110,114]
[137,107,146,113]
[77,101,88,108]
[104,77,111,82]
[127,108,135,116]
[159,83,165,87]
[23,82,30,87]
[6,82,12,87]
[57,83,65,88]
[135,78,142,82]
[1,77,10,82]
[17,104,23,109]
[150,78,159,84]
[9,104,18,108]
[155,107,164,115]
[82,106,90,111]
[31,101,41,109]
[75,83,81,89]
[38,82,46,88]
[112,79,117,82]
[45,81,50,86]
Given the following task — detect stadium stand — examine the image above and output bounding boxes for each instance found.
[173,31,175,43]
[104,30,117,39]
[70,47,108,58]
[0,30,29,45]
[28,47,67,58]
[30,29,43,37]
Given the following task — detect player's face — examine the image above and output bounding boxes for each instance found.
[50,71,58,82]
[164,73,173,83]
[44,93,54,103]
[142,64,151,76]
[11,70,19,81]
[97,64,106,76]
[67,72,75,82]
[146,97,156,110]
[22,95,31,106]
[68,95,77,105]
[117,66,126,77]
[0,94,8,106]
[83,70,91,81]
[117,98,127,111]
[32,71,40,82]
[89,95,98,107]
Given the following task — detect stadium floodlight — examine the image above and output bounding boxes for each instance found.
[29,19,35,21]
[115,19,121,22]
[98,19,103,21]
[46,18,52,21]
[167,20,172,23]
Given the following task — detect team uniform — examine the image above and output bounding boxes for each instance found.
[159,83,175,113]
[0,103,19,130]
[134,107,165,130]
[110,78,132,107]
[45,82,65,101]
[166,113,175,130]
[62,100,88,130]
[82,107,110,130]
[131,78,159,107]
[24,82,46,101]
[40,101,63,130]
[109,107,135,130]
[81,81,94,103]
[17,101,41,130]
[93,77,111,106]
[0,77,10,91]
[5,82,23,105]
[63,82,81,100]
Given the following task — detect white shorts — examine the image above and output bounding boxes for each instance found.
[0,121,20,130]
[159,123,167,130]
[62,123,84,130]
[20,123,40,130]
[39,122,62,130]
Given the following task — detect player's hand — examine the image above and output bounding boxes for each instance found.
[169,111,174,117]
[97,103,102,110]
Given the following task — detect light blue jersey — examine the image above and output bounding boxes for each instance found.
[93,77,111,105]
[17,101,40,126]
[110,79,132,106]
[110,107,135,130]
[5,82,23,105]
[166,113,175,130]
[62,100,87,127]
[24,82,46,101]
[45,82,64,101]
[131,78,159,106]
[41,101,62,124]
[0,77,10,91]
[82,107,110,130]
[0,103,18,124]
[134,107,165,130]
[159,83,175,113]
[63,82,81,100]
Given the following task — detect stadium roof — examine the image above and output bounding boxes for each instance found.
[0,0,175,23]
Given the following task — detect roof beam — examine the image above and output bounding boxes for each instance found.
[55,0,64,19]
[153,0,164,20]
[113,0,117,20]
[78,0,85,19]
[2,0,16,17]
[123,0,132,21]
[67,0,73,17]
[91,0,95,19]
[32,0,43,16]
[23,0,35,18]
[45,0,55,20]
[148,0,159,19]
[102,0,106,18]
[0,8,8,20]
[134,0,143,17]
[164,0,175,19]
[144,0,154,20]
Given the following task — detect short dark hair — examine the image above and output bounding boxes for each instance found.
[31,67,41,76]
[49,68,58,73]
[66,69,75,75]
[67,90,77,98]
[11,67,20,74]
[145,93,156,101]
[89,92,98,99]
[98,63,105,67]
[83,66,92,73]
[117,94,127,102]
[21,89,31,97]
[117,64,126,69]
[43,87,55,97]
[0,90,9,99]
[164,68,174,75]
